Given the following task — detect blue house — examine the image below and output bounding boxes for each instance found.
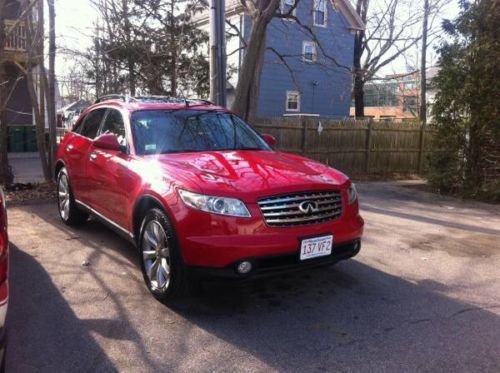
[196,0,364,119]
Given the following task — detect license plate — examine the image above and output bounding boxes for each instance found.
[300,235,333,261]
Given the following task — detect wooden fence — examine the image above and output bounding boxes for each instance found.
[56,118,435,175]
[253,117,435,175]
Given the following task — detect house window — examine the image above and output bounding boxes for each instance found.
[281,0,297,17]
[286,91,301,112]
[303,41,317,63]
[403,96,419,112]
[313,0,327,27]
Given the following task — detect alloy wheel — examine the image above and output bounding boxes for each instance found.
[58,173,71,221]
[142,220,172,292]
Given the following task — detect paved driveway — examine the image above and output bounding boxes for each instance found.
[8,153,45,184]
[6,182,500,372]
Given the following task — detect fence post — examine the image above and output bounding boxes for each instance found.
[300,116,307,156]
[365,119,373,173]
[418,122,427,173]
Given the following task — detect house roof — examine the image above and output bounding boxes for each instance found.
[193,0,364,31]
[332,0,364,31]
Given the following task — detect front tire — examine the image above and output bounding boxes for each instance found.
[57,168,88,226]
[139,208,188,302]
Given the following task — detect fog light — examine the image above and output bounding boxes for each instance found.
[237,261,252,274]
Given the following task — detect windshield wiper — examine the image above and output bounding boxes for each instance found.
[233,147,265,151]
[161,149,203,154]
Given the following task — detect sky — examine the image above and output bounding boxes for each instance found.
[53,0,461,89]
[54,0,98,72]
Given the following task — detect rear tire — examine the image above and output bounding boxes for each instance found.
[139,208,188,303]
[57,168,88,226]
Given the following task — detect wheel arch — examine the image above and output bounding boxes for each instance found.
[54,160,66,180]
[132,194,170,243]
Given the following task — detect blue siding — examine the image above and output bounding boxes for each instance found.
[243,1,355,119]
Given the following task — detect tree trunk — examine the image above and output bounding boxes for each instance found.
[27,0,51,181]
[122,0,135,96]
[353,74,365,118]
[0,0,13,185]
[353,0,367,118]
[0,69,12,185]
[47,0,57,176]
[231,16,269,123]
[94,31,102,97]
[419,0,429,124]
[0,0,14,184]
[31,68,51,181]
[16,58,51,181]
[169,1,177,96]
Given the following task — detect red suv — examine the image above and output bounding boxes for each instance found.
[55,96,364,302]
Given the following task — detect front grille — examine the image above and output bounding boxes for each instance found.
[258,191,343,227]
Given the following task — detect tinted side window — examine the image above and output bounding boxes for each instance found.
[72,119,85,134]
[100,109,127,146]
[80,109,106,139]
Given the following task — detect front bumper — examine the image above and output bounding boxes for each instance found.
[188,240,361,279]
[176,207,364,268]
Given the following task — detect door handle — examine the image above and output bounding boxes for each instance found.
[89,153,98,161]
[66,144,74,152]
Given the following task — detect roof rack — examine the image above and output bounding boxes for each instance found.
[94,94,132,104]
[186,98,214,105]
[94,94,215,106]
[133,95,185,104]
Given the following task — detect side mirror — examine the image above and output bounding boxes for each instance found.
[261,133,277,147]
[93,133,122,151]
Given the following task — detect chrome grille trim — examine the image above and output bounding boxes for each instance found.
[258,191,343,227]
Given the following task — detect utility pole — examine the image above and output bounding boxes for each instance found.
[420,0,430,125]
[209,0,226,106]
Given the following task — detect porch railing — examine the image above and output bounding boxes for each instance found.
[4,20,27,52]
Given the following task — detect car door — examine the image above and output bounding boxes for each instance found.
[64,108,107,202]
[86,108,136,230]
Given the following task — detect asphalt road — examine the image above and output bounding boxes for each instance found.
[6,182,500,372]
[8,153,45,184]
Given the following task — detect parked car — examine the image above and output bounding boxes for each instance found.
[55,96,364,302]
[0,187,8,370]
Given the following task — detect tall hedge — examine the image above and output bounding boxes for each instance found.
[430,0,500,201]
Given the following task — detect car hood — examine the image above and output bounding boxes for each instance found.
[148,151,349,202]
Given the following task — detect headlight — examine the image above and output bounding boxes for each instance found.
[347,183,358,204]
[179,190,251,218]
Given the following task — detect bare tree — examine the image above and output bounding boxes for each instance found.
[15,0,51,181]
[420,0,430,124]
[353,0,423,118]
[230,0,301,123]
[0,0,12,184]
[47,0,57,170]
[419,0,450,124]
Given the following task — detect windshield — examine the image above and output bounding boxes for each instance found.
[131,110,271,155]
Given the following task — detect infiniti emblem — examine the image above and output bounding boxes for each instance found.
[299,200,319,214]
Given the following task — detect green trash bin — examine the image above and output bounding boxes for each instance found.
[8,126,25,152]
[25,126,38,152]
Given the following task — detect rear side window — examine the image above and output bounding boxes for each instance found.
[77,109,106,139]
[100,109,127,146]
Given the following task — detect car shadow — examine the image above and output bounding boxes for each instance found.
[6,244,117,372]
[167,262,500,371]
[7,204,163,372]
[10,202,500,372]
